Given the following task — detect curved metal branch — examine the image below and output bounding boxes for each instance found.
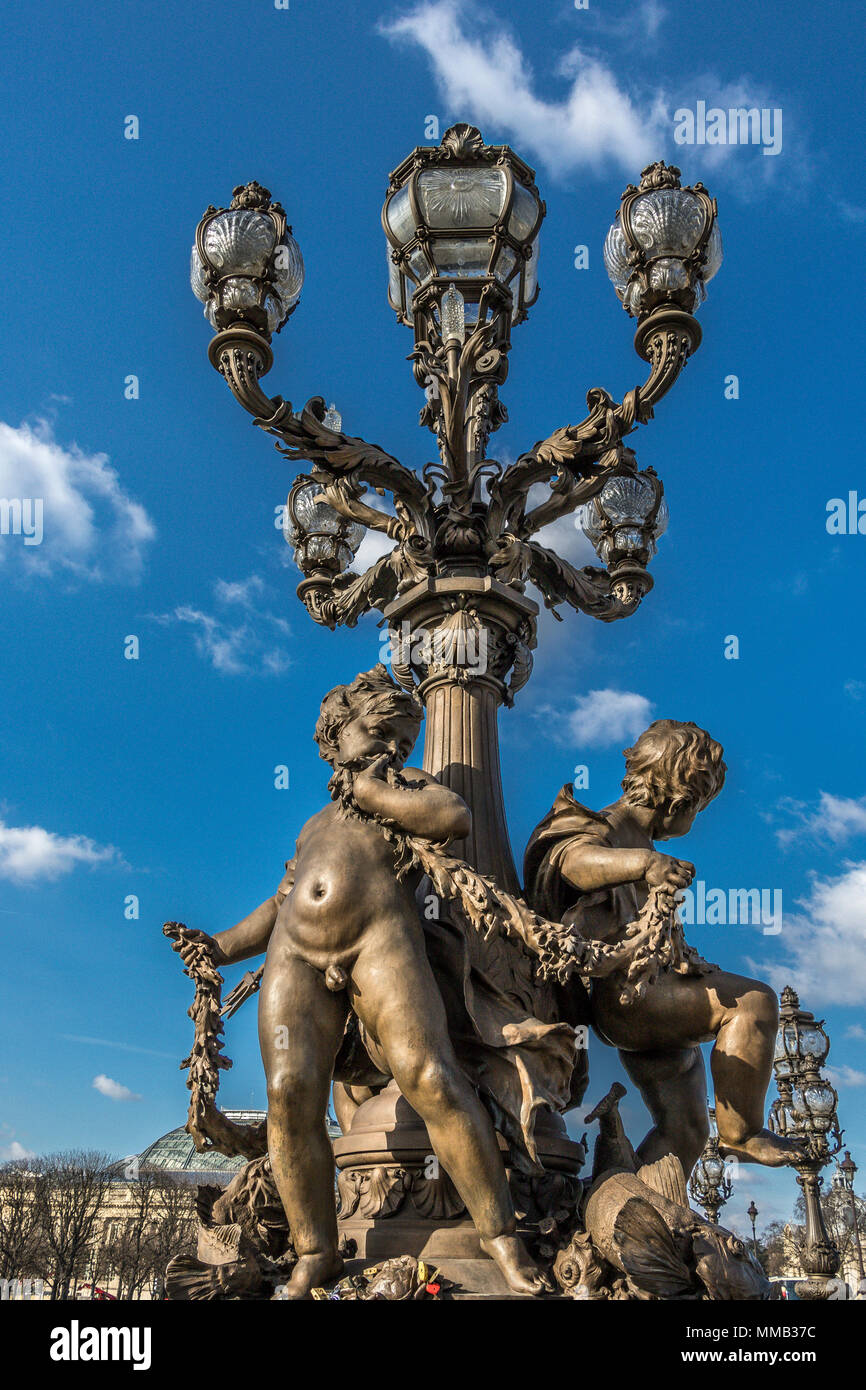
[488,307,700,538]
[488,533,638,622]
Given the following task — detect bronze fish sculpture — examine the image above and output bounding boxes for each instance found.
[555,1083,775,1301]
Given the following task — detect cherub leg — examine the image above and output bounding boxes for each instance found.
[352,931,552,1296]
[259,949,348,1298]
[709,975,805,1165]
[620,1045,709,1172]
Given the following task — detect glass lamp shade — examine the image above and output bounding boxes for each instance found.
[798,1021,831,1068]
[604,163,720,319]
[702,1153,725,1184]
[384,125,543,329]
[286,480,365,577]
[191,185,304,336]
[578,471,669,567]
[793,1081,838,1132]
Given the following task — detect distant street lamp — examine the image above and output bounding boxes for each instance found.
[838,1150,865,1282]
[770,985,844,1299]
[747,1200,759,1257]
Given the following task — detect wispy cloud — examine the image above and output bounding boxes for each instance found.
[0,1134,35,1161]
[774,792,866,849]
[748,861,866,1007]
[0,418,155,582]
[92,1074,141,1103]
[61,1034,176,1061]
[826,1064,866,1089]
[151,574,291,676]
[567,689,653,747]
[0,820,122,884]
[380,0,664,174]
[845,1024,866,1041]
[379,0,788,188]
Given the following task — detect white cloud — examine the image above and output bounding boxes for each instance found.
[353,529,395,575]
[152,575,291,675]
[0,418,155,581]
[380,2,792,195]
[748,861,866,1007]
[0,1139,35,1161]
[776,793,866,848]
[381,0,663,174]
[0,819,121,884]
[826,1065,866,1089]
[92,1074,141,1103]
[214,574,265,607]
[567,689,653,747]
[846,1024,866,1041]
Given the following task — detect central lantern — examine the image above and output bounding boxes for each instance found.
[382,123,544,335]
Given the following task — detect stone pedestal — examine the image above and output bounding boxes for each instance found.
[335,1080,584,1265]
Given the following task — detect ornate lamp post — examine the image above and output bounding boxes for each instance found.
[838,1150,865,1283]
[747,1200,759,1257]
[770,985,844,1299]
[189,127,723,1259]
[689,1109,733,1225]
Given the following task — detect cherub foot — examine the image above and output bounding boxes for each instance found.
[279,1250,344,1299]
[718,1128,809,1167]
[480,1234,554,1296]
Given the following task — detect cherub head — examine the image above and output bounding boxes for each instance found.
[620,719,726,840]
[315,664,423,774]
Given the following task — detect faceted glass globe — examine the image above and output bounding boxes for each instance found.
[799,1022,830,1065]
[703,1153,725,1183]
[202,210,276,275]
[272,234,305,315]
[795,1082,836,1132]
[604,189,722,316]
[579,475,667,564]
[292,483,343,537]
[629,189,706,260]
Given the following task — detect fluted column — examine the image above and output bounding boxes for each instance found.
[383,575,538,896]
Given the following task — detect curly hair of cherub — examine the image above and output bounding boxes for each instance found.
[620,719,726,815]
[314,664,424,767]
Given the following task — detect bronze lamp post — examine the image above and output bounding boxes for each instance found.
[190,126,721,891]
[189,125,723,1261]
[770,985,844,1299]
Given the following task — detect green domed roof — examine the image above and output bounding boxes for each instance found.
[137,1111,266,1179]
[128,1110,341,1183]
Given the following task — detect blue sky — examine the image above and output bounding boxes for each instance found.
[1,0,864,1239]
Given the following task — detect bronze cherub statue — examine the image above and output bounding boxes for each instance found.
[524,719,807,1174]
[167,665,656,1298]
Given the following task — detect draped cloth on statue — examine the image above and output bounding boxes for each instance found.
[419,902,578,1175]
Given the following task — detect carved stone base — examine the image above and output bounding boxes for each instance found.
[334,1080,584,1264]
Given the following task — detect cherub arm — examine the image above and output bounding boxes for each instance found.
[352,758,471,843]
[559,843,694,894]
[175,858,296,969]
